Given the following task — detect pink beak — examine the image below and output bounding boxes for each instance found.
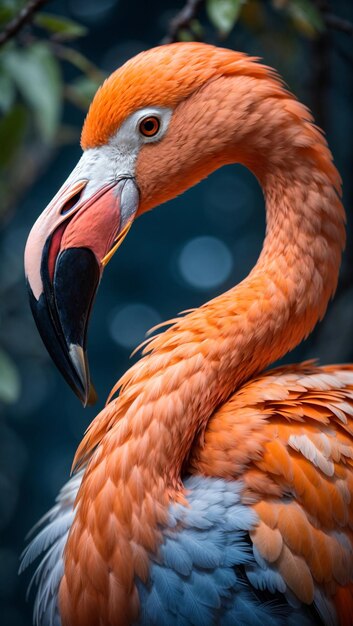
[24,176,139,405]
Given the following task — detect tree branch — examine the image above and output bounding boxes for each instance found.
[314,0,353,37]
[323,12,353,37]
[162,0,353,45]
[162,0,204,44]
[0,0,49,47]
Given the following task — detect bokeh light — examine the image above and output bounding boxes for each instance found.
[178,236,233,290]
[69,0,117,22]
[109,303,161,349]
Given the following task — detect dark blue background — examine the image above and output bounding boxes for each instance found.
[1,1,353,623]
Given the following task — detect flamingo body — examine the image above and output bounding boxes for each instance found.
[22,43,353,625]
[22,362,353,625]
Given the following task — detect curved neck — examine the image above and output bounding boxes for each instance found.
[61,72,345,626]
[109,72,346,481]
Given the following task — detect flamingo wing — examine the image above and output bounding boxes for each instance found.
[191,362,353,624]
[21,364,353,625]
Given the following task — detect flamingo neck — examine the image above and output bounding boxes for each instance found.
[106,75,346,484]
[61,73,345,626]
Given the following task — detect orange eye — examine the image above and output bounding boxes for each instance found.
[139,116,160,137]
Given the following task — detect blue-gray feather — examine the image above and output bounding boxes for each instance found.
[21,473,328,626]
[20,470,83,626]
[135,476,320,625]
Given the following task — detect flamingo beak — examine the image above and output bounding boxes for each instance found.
[24,175,139,406]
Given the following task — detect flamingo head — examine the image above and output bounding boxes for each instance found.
[24,43,254,405]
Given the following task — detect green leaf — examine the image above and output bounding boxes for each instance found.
[0,0,21,27]
[0,104,27,167]
[3,43,62,142]
[0,69,15,112]
[34,12,88,40]
[0,349,20,404]
[0,7,13,26]
[206,0,246,36]
[288,0,325,37]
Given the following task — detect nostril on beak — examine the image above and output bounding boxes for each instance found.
[61,189,84,215]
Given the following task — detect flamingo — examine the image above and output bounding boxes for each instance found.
[22,43,353,626]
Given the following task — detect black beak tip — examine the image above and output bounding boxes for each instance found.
[66,370,97,408]
[26,245,101,405]
[26,271,99,407]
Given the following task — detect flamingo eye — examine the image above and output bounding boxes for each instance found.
[139,116,160,137]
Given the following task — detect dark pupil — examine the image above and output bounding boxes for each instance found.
[144,119,155,132]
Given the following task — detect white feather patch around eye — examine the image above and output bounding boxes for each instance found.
[109,106,173,149]
[60,107,173,207]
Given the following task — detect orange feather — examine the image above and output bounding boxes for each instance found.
[26,43,350,624]
[334,583,353,626]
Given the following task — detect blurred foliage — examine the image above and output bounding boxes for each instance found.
[33,12,88,40]
[0,348,20,403]
[0,0,105,227]
[276,0,325,36]
[0,0,105,409]
[206,0,246,36]
[3,42,62,141]
[177,0,326,42]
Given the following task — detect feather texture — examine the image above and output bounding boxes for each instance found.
[137,476,318,625]
[192,363,353,621]
[21,42,353,626]
[20,471,83,626]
